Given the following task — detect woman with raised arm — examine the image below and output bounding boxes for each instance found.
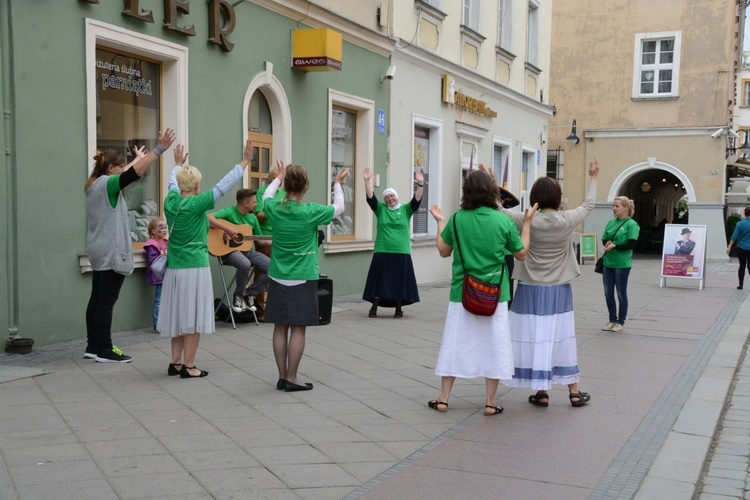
[157,140,253,379]
[490,156,599,408]
[263,160,350,392]
[84,129,175,363]
[361,168,423,318]
[428,170,536,415]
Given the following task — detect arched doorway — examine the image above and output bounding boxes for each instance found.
[607,160,694,254]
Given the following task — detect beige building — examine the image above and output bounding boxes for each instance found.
[319,0,554,282]
[548,0,741,261]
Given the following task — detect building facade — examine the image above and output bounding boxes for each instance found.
[547,0,741,261]
[1,0,393,345]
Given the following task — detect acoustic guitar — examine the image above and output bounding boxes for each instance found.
[208,222,272,256]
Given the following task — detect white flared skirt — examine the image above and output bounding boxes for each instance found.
[502,282,580,390]
[434,301,513,380]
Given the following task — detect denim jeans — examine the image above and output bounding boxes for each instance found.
[602,266,631,325]
[152,284,162,331]
[85,270,126,353]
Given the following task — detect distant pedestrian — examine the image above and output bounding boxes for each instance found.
[362,167,423,318]
[427,170,536,416]
[727,207,750,289]
[601,197,640,333]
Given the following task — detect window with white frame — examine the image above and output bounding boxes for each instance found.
[86,19,187,253]
[520,148,537,211]
[493,141,511,189]
[413,116,442,237]
[463,0,481,32]
[421,0,441,7]
[327,90,375,247]
[632,31,682,98]
[498,0,513,52]
[743,80,750,106]
[526,1,539,66]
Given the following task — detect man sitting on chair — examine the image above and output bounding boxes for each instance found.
[209,189,271,313]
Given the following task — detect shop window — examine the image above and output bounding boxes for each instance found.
[493,142,511,190]
[331,106,357,240]
[85,19,188,268]
[326,90,375,250]
[520,148,537,210]
[95,47,161,243]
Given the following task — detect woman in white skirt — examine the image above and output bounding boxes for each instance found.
[428,170,535,415]
[488,156,598,407]
[157,141,252,378]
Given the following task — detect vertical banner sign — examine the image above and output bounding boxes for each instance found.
[377,109,385,134]
[412,126,430,234]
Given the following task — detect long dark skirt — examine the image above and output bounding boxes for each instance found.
[362,253,420,308]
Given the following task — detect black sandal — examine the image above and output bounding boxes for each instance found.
[428,400,448,412]
[484,404,504,415]
[168,363,182,376]
[569,391,591,407]
[179,365,208,378]
[528,391,549,407]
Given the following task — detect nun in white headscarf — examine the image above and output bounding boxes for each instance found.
[361,167,424,318]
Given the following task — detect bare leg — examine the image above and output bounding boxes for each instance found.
[272,324,289,380]
[285,325,307,384]
[439,376,455,403]
[171,336,184,366]
[182,333,202,376]
[485,378,500,407]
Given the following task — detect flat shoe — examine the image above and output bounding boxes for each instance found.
[168,363,182,376]
[368,310,377,318]
[394,310,403,318]
[284,381,313,392]
[528,392,549,407]
[179,365,208,378]
[569,391,591,407]
[428,400,448,412]
[484,404,504,415]
[276,378,286,390]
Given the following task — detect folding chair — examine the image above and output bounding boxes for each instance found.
[214,255,258,328]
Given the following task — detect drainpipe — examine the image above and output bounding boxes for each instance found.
[1,0,19,339]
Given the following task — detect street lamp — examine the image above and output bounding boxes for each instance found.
[566,119,580,145]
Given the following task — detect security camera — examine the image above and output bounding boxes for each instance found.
[728,128,741,139]
[710,128,725,139]
[381,65,396,82]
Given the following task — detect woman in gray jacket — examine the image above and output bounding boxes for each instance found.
[485,156,598,408]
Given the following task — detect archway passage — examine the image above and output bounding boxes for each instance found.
[618,169,688,254]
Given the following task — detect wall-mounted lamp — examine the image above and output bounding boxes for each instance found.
[566,119,580,145]
[740,132,750,157]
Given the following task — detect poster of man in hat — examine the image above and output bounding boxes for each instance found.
[661,224,706,279]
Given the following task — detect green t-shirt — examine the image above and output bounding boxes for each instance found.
[441,207,523,303]
[602,217,640,268]
[263,198,334,280]
[373,200,415,254]
[254,184,285,235]
[106,175,121,209]
[164,189,214,269]
[212,206,262,251]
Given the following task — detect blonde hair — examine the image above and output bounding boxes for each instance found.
[147,218,166,238]
[614,196,635,217]
[176,165,202,193]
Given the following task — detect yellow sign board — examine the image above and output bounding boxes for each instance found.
[292,28,342,72]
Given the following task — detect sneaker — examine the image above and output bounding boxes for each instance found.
[95,345,133,363]
[244,295,258,312]
[83,347,97,359]
[232,296,248,313]
[601,322,615,331]
[610,323,624,333]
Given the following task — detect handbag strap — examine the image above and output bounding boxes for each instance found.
[609,218,630,241]
[167,198,187,236]
[452,212,505,284]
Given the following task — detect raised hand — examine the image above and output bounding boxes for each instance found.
[133,145,148,159]
[415,169,424,184]
[242,140,254,164]
[363,167,373,181]
[429,204,445,222]
[334,167,350,184]
[158,128,176,149]
[478,163,498,186]
[589,154,599,180]
[173,144,188,165]
[523,203,539,224]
